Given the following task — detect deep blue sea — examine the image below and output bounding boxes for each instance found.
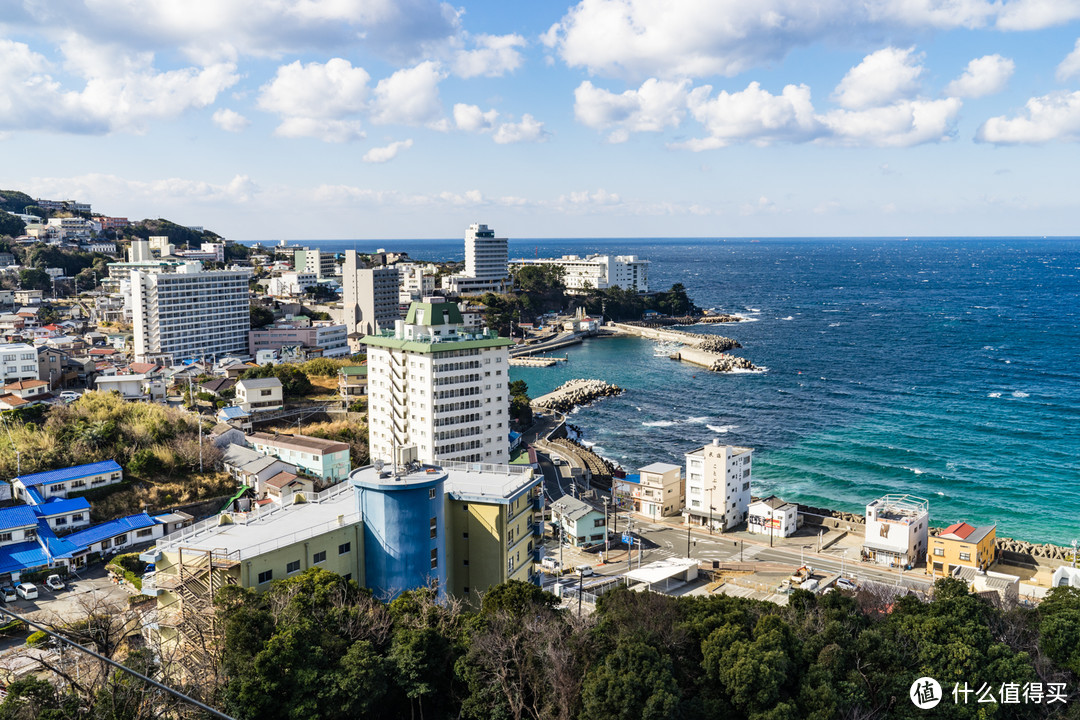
[246,238,1080,544]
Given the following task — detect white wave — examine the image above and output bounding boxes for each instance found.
[936,491,945,496]
[982,345,995,350]
[988,392,1001,398]
[828,322,841,327]
[780,316,794,321]
[1004,360,1011,364]
[745,307,761,312]
[686,416,709,424]
[903,467,926,475]
[1012,391,1029,398]
[730,313,760,322]
[634,406,642,411]
[707,424,738,434]
[642,420,677,428]
[728,366,768,374]
[591,446,606,454]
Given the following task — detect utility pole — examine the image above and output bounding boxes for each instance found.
[686,523,691,559]
[603,496,610,560]
[708,488,714,535]
[577,570,583,617]
[1072,540,1077,569]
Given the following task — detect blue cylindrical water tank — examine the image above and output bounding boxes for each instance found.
[351,466,447,600]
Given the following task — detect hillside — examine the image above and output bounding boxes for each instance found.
[118,218,222,248]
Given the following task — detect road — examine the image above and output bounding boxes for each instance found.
[510,331,584,357]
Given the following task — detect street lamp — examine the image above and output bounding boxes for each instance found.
[602,496,610,560]
[708,488,714,535]
[801,545,812,567]
[841,550,848,579]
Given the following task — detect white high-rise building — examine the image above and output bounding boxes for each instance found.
[341,251,401,334]
[510,254,650,293]
[442,224,510,295]
[683,440,753,532]
[363,299,513,466]
[131,263,251,363]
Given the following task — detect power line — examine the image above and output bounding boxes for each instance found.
[0,606,235,720]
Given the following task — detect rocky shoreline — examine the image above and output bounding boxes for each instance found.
[629,313,744,326]
[532,379,624,413]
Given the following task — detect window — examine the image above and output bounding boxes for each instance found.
[463,586,469,593]
[462,532,469,539]
[287,560,301,574]
[430,517,438,539]
[0,533,11,542]
[136,528,153,538]
[959,552,971,561]
[463,559,469,566]
[933,548,944,556]
[55,518,68,526]
[313,550,326,563]
[593,518,605,527]
[429,488,436,499]
[338,542,351,555]
[430,548,438,569]
[933,562,943,572]
[258,570,273,584]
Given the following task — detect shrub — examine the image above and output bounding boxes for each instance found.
[0,619,25,636]
[26,630,48,647]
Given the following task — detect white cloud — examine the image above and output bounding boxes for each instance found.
[363,138,414,163]
[212,108,249,132]
[453,103,499,132]
[994,0,1080,31]
[945,54,1014,97]
[820,98,962,146]
[1056,38,1080,81]
[370,61,446,127]
[275,118,366,142]
[453,33,526,78]
[18,172,259,209]
[494,115,547,144]
[977,90,1080,143]
[574,79,690,142]
[832,47,923,110]
[680,82,820,149]
[258,59,370,119]
[0,38,237,135]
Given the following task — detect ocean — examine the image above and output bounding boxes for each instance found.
[246,237,1080,545]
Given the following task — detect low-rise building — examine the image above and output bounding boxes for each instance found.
[747,496,798,538]
[862,494,929,569]
[94,373,166,402]
[0,343,40,388]
[248,320,349,358]
[953,566,1019,606]
[928,522,997,577]
[222,444,297,492]
[338,365,368,399]
[629,462,683,520]
[550,496,606,547]
[248,432,352,482]
[0,379,49,401]
[13,460,124,503]
[234,377,283,413]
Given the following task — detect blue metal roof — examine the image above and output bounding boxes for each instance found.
[24,486,45,505]
[60,513,159,551]
[0,506,40,531]
[32,497,91,518]
[15,460,122,488]
[36,524,77,559]
[0,541,49,576]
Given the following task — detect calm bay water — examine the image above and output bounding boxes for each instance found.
[251,237,1080,544]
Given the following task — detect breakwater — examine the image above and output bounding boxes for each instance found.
[631,313,743,325]
[612,322,741,352]
[532,379,624,413]
[673,347,761,372]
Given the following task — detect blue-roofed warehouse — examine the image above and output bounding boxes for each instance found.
[13,460,123,503]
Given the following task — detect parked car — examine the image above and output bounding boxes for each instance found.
[540,557,560,571]
[45,575,65,592]
[59,391,82,403]
[576,565,595,577]
[836,577,858,591]
[15,583,38,600]
[0,585,16,603]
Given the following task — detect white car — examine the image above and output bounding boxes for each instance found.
[577,565,595,577]
[836,578,858,591]
[59,391,82,403]
[45,575,65,592]
[15,583,38,600]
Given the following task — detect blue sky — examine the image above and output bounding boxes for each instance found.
[4,0,1080,240]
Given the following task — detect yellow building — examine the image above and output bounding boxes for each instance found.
[928,522,997,578]
[444,465,543,604]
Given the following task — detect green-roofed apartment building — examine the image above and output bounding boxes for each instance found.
[362,299,513,466]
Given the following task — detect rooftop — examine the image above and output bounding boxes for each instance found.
[236,377,282,390]
[867,494,929,521]
[685,443,754,457]
[15,460,122,488]
[249,432,351,455]
[157,481,358,561]
[639,462,681,475]
[752,495,796,511]
[550,495,602,522]
[0,506,40,531]
[56,512,159,555]
[3,379,48,390]
[940,523,995,545]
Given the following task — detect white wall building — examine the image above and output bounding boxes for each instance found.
[862,494,929,568]
[442,224,510,295]
[363,299,513,466]
[632,462,684,520]
[748,496,798,538]
[267,272,318,297]
[294,249,338,278]
[0,343,41,388]
[511,254,650,293]
[130,263,252,363]
[398,264,437,305]
[342,252,401,335]
[683,441,753,532]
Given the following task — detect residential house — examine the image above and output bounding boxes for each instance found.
[52,513,165,568]
[928,522,997,577]
[12,460,124,503]
[683,440,753,532]
[630,462,683,520]
[862,494,929,568]
[200,377,236,397]
[549,496,606,547]
[234,377,283,413]
[37,346,70,389]
[222,444,297,492]
[247,432,352,482]
[32,498,92,534]
[263,471,315,505]
[337,365,368,400]
[0,343,40,387]
[953,565,1020,606]
[13,290,42,305]
[94,374,166,402]
[0,379,49,401]
[153,511,194,535]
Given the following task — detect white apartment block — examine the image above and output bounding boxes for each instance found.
[683,440,753,532]
[442,224,510,295]
[398,264,436,305]
[363,299,513,466]
[267,272,318,297]
[510,254,650,293]
[862,494,929,568]
[131,263,252,363]
[294,249,339,278]
[0,343,40,388]
[342,252,401,334]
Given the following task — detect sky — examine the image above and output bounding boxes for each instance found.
[3,0,1080,240]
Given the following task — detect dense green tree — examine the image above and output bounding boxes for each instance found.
[239,363,313,397]
[581,640,681,720]
[0,190,35,215]
[18,268,50,290]
[0,211,26,238]
[250,305,275,328]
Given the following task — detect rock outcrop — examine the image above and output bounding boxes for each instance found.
[532,379,624,413]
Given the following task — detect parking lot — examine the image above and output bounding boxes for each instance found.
[2,565,133,626]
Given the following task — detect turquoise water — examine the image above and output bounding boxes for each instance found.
[254,237,1080,544]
